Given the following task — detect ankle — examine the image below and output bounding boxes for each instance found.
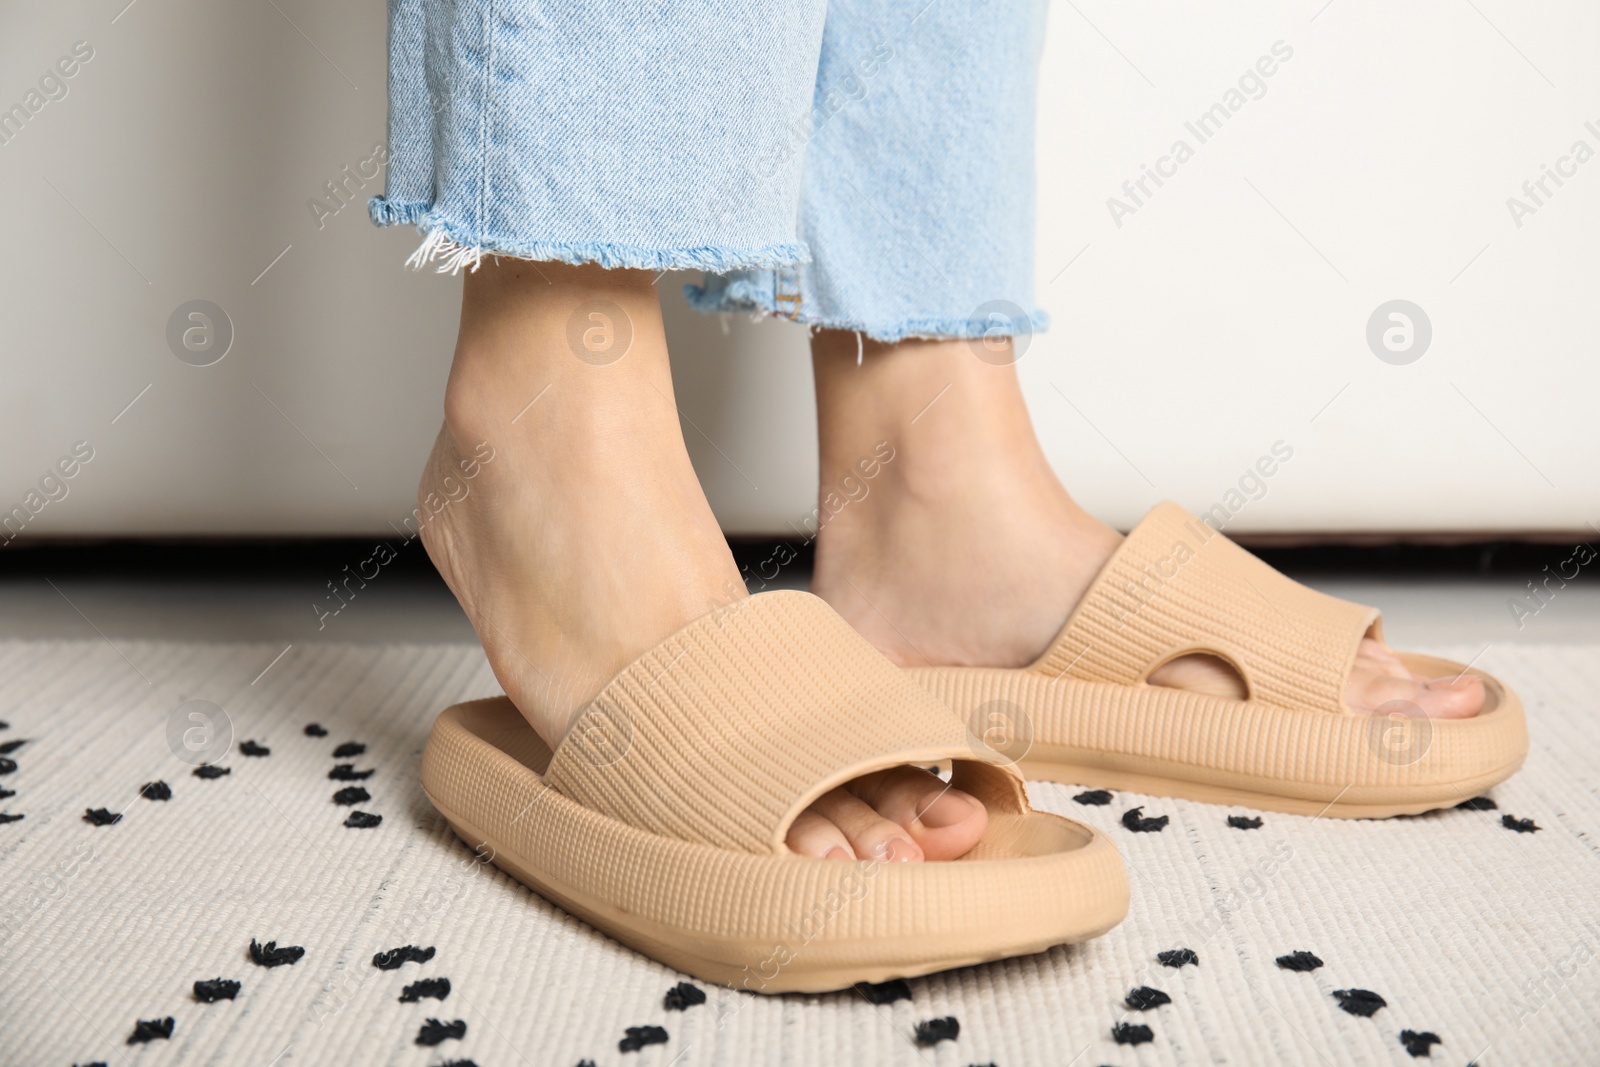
[807,332,1123,667]
[812,332,1057,502]
[442,260,675,449]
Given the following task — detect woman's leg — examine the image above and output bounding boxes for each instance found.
[807,331,1485,719]
[376,1,993,862]
[424,261,743,744]
[665,0,1483,720]
[418,260,988,861]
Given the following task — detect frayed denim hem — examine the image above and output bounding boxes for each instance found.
[683,278,1051,344]
[369,198,811,275]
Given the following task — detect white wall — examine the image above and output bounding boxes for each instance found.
[1,0,1595,540]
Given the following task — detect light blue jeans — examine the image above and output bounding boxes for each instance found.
[371,1,1048,343]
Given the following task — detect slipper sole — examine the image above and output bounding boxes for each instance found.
[908,651,1527,819]
[422,697,1131,993]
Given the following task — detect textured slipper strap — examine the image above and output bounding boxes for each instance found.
[545,590,1025,855]
[1032,502,1380,714]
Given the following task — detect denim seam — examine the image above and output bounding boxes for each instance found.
[774,267,802,321]
[683,279,1051,343]
[369,197,430,227]
[477,0,494,272]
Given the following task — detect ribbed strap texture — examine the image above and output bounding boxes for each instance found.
[1032,502,1379,714]
[546,591,1015,854]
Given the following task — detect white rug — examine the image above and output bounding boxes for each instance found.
[1,639,1596,1067]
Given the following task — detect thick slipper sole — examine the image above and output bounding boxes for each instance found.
[421,698,1130,993]
[907,652,1528,819]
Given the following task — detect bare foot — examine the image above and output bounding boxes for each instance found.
[807,331,1485,720]
[418,260,986,862]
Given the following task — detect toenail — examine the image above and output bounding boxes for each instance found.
[915,789,975,829]
[878,837,917,862]
[824,846,852,862]
[1426,675,1475,690]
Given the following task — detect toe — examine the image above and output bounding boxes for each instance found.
[1349,667,1484,719]
[847,766,988,862]
[784,808,856,860]
[806,786,924,862]
[1416,674,1486,718]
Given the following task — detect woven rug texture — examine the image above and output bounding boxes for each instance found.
[1,640,1595,1066]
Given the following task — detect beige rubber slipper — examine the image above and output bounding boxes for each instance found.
[907,502,1528,819]
[421,590,1128,994]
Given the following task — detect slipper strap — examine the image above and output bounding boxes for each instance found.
[1032,502,1380,714]
[545,591,1026,855]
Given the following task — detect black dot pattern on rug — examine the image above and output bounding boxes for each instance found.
[333,742,367,758]
[345,811,382,829]
[240,740,270,757]
[1157,948,1199,968]
[193,978,240,1003]
[140,780,171,801]
[0,738,25,755]
[1332,988,1386,1017]
[1399,1029,1441,1057]
[0,813,22,824]
[576,1060,596,1067]
[193,765,230,779]
[1502,814,1540,833]
[619,1025,668,1052]
[304,723,328,737]
[333,786,371,806]
[373,945,436,970]
[663,981,706,1011]
[330,764,375,781]
[1125,986,1171,1011]
[914,1017,960,1045]
[1073,789,1113,805]
[0,786,14,799]
[399,977,451,1002]
[249,939,305,968]
[417,1018,467,1046]
[71,1062,106,1066]
[83,807,121,826]
[1122,807,1169,833]
[0,757,18,775]
[854,978,913,1005]
[1227,815,1263,830]
[1112,1021,1154,1045]
[1275,951,1323,972]
[1456,795,1497,811]
[438,1061,479,1067]
[127,1016,174,1044]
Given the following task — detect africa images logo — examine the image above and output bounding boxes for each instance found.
[1107,41,1295,228]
